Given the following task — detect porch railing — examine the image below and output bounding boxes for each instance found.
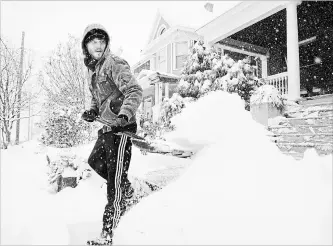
[265,72,288,95]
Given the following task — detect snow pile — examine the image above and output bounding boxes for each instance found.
[114,91,332,245]
[1,140,106,245]
[1,140,70,244]
[1,137,190,245]
[1,91,331,245]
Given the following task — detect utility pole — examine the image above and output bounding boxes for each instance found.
[15,31,25,145]
[28,92,31,140]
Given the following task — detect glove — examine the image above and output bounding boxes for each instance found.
[115,114,128,127]
[81,109,97,122]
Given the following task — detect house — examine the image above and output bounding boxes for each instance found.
[197,1,333,100]
[133,1,240,121]
[134,1,332,122]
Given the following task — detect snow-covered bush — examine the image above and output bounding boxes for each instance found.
[160,93,186,127]
[138,94,196,140]
[46,153,91,193]
[40,102,98,148]
[138,121,167,141]
[250,84,285,111]
[39,35,99,147]
[177,40,264,110]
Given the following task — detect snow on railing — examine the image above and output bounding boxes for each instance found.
[265,72,288,95]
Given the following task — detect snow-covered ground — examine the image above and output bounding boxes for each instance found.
[1,91,332,245]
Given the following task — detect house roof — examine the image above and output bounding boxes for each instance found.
[146,1,241,46]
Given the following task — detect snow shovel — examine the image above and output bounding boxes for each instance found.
[95,117,193,158]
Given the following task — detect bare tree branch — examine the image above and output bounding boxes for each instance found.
[1,110,42,122]
[0,38,36,149]
[40,35,90,109]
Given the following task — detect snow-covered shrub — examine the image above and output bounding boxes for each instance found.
[160,93,187,127]
[39,35,99,147]
[138,121,167,141]
[137,94,195,140]
[177,40,264,110]
[250,84,285,111]
[140,94,196,140]
[40,102,98,148]
[223,57,265,110]
[46,153,91,193]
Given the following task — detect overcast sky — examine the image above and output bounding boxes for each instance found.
[1,1,238,79]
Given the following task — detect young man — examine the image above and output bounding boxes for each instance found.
[81,24,143,245]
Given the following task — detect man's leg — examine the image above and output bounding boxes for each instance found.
[102,132,134,241]
[87,130,108,180]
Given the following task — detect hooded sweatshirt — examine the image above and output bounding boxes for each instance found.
[82,24,143,127]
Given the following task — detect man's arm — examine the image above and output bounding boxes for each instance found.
[111,58,143,120]
[89,87,99,114]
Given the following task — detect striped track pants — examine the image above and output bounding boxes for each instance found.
[88,127,135,236]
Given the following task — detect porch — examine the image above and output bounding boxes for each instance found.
[197,1,333,100]
[137,70,179,122]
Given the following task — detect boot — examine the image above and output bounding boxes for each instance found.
[86,231,112,245]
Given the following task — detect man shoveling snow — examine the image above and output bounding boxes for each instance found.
[80,23,143,245]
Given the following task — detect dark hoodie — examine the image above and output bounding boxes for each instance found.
[82,24,143,127]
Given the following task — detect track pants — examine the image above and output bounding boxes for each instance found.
[88,123,136,237]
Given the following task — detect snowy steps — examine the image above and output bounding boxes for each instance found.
[267,98,333,160]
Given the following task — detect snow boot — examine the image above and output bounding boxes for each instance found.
[86,231,112,245]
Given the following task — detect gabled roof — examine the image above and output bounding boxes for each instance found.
[146,1,241,45]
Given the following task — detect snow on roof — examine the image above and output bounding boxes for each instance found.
[137,69,157,81]
[137,69,180,89]
[137,70,156,90]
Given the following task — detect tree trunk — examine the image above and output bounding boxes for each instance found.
[1,129,9,149]
[5,129,11,148]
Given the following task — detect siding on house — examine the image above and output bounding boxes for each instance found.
[167,43,171,73]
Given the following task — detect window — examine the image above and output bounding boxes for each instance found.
[157,47,167,72]
[174,42,188,69]
[160,28,166,35]
[158,25,167,37]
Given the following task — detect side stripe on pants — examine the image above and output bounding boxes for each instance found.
[112,135,127,230]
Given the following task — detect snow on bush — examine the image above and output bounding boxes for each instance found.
[40,103,98,148]
[250,84,285,111]
[177,40,264,110]
[114,91,332,245]
[138,94,195,140]
[159,93,194,127]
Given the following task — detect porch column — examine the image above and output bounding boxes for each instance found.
[154,82,159,105]
[158,82,163,103]
[165,82,169,99]
[286,1,301,100]
[205,41,213,50]
[261,56,268,78]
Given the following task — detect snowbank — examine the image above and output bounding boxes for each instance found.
[1,140,106,245]
[114,91,332,245]
[1,91,331,245]
[1,137,190,244]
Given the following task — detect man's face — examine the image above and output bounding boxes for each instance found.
[86,38,107,60]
